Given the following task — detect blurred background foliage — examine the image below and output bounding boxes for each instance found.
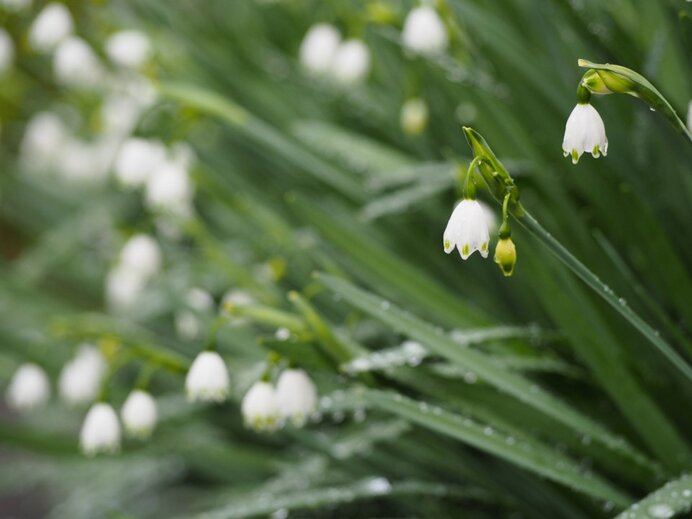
[0,0,691,518]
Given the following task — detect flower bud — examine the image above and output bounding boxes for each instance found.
[494,237,517,277]
[400,98,429,136]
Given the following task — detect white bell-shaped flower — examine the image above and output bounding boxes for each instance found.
[402,6,448,57]
[58,345,107,405]
[0,29,14,74]
[6,363,51,412]
[331,39,370,84]
[120,389,157,439]
[53,36,103,88]
[241,381,279,431]
[299,23,341,75]
[119,234,162,279]
[145,160,193,217]
[20,112,68,172]
[185,351,229,402]
[276,369,317,426]
[114,139,167,188]
[29,2,73,52]
[105,30,151,69]
[400,98,429,136]
[562,103,608,164]
[105,264,147,312]
[443,199,490,260]
[80,403,121,456]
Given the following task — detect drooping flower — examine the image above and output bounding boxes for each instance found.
[105,264,147,311]
[29,2,73,52]
[58,345,107,405]
[241,381,279,431]
[400,98,429,136]
[443,199,490,260]
[275,369,317,426]
[120,389,158,439]
[80,403,121,456]
[562,103,608,164]
[185,351,230,402]
[0,28,14,74]
[401,6,448,57]
[331,39,370,84]
[119,234,162,279]
[145,160,194,217]
[105,30,151,69]
[5,363,51,412]
[299,23,341,75]
[53,36,104,88]
[20,112,68,172]
[114,138,167,188]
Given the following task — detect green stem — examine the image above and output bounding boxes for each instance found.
[517,208,692,382]
[463,156,483,199]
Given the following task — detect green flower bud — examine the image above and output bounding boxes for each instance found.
[581,69,612,95]
[494,237,517,277]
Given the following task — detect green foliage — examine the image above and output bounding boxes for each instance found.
[0,0,690,518]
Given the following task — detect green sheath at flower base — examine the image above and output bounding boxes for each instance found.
[578,59,692,140]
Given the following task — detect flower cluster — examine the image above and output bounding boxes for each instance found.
[299,23,370,85]
[242,368,318,432]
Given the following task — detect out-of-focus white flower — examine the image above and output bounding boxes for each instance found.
[400,97,429,136]
[0,0,32,12]
[176,288,214,341]
[276,369,317,426]
[145,160,193,217]
[29,2,73,52]
[114,138,167,188]
[20,112,68,171]
[5,363,51,411]
[105,30,151,69]
[562,102,608,164]
[0,29,14,73]
[299,23,341,75]
[443,199,490,260]
[119,234,162,279]
[54,36,103,88]
[221,289,254,313]
[185,351,229,402]
[331,39,370,84]
[101,94,144,137]
[120,389,157,438]
[402,6,448,57]
[56,138,111,183]
[105,264,147,311]
[80,403,121,456]
[59,345,107,405]
[170,141,196,169]
[242,381,279,431]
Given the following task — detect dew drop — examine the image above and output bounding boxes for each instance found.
[648,504,674,518]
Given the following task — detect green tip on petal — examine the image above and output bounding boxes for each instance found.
[571,149,579,164]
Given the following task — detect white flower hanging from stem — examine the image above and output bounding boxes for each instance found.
[443,157,490,260]
[562,85,608,164]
